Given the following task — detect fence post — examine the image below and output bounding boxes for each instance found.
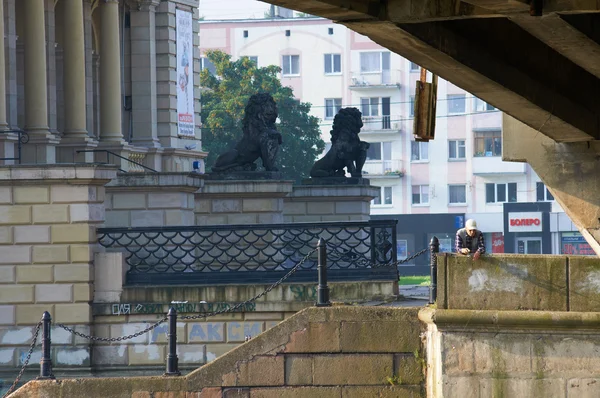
[38,311,54,379]
[164,307,180,376]
[429,236,439,305]
[316,238,331,307]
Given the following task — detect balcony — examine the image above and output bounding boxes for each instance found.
[472,154,526,175]
[350,69,402,89]
[361,159,404,178]
[361,115,403,133]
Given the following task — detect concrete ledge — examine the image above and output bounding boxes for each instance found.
[106,172,203,192]
[201,179,294,198]
[0,164,118,185]
[288,184,380,200]
[419,308,600,331]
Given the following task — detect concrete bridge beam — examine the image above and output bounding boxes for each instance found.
[503,114,600,255]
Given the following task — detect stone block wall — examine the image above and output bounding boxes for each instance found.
[194,180,293,225]
[284,183,379,222]
[87,279,398,376]
[0,165,116,376]
[105,173,202,227]
[420,308,600,398]
[10,307,425,398]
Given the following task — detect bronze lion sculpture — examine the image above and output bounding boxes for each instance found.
[310,107,369,178]
[212,93,282,172]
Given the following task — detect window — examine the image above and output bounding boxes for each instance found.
[448,185,467,205]
[200,57,216,75]
[474,97,496,112]
[360,97,379,117]
[282,55,299,76]
[447,94,466,114]
[448,140,466,160]
[486,183,517,203]
[285,30,291,36]
[411,141,428,161]
[409,96,415,117]
[372,186,393,205]
[328,27,334,35]
[324,98,342,119]
[359,51,389,73]
[536,182,554,201]
[248,56,258,66]
[243,30,248,38]
[324,54,341,74]
[366,142,391,161]
[474,131,502,157]
[410,62,419,72]
[412,185,429,205]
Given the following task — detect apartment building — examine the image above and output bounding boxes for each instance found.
[199,16,590,270]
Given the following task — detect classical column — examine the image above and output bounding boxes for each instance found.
[0,0,15,164]
[56,0,97,163]
[22,0,56,163]
[0,0,7,130]
[99,0,123,143]
[130,0,160,148]
[23,0,49,134]
[63,0,87,137]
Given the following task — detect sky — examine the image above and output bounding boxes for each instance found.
[199,0,273,20]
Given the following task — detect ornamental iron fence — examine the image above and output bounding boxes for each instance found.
[97,220,398,285]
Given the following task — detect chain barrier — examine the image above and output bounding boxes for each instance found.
[56,316,168,343]
[181,248,318,320]
[2,322,41,398]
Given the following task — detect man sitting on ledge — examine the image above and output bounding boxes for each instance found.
[455,219,485,261]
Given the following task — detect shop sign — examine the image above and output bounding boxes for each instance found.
[508,212,542,232]
[561,232,594,255]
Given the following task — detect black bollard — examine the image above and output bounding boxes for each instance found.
[164,308,181,376]
[38,311,54,379]
[429,236,439,305]
[316,238,331,307]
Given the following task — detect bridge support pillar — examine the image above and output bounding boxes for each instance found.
[503,114,600,256]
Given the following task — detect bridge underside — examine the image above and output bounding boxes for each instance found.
[265,0,600,254]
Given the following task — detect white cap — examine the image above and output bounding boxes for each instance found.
[465,219,477,230]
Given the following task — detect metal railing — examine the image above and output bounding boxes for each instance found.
[0,129,29,164]
[362,159,404,176]
[76,149,157,173]
[361,115,404,131]
[97,220,399,286]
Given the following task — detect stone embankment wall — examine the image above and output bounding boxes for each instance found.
[420,309,600,398]
[10,307,425,398]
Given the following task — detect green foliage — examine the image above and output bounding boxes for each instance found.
[386,375,402,386]
[200,50,325,181]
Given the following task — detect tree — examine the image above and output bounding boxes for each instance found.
[200,50,325,181]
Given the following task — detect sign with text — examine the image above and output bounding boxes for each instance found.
[508,212,543,232]
[176,9,195,137]
[561,232,594,255]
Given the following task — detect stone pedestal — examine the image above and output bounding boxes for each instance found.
[56,136,98,163]
[105,172,203,227]
[284,178,379,222]
[195,178,294,225]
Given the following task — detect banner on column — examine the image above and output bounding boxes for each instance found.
[176,9,195,137]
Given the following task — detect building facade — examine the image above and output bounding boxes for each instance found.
[0,0,205,172]
[199,16,591,268]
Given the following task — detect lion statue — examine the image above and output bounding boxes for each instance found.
[310,107,369,178]
[212,93,282,172]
